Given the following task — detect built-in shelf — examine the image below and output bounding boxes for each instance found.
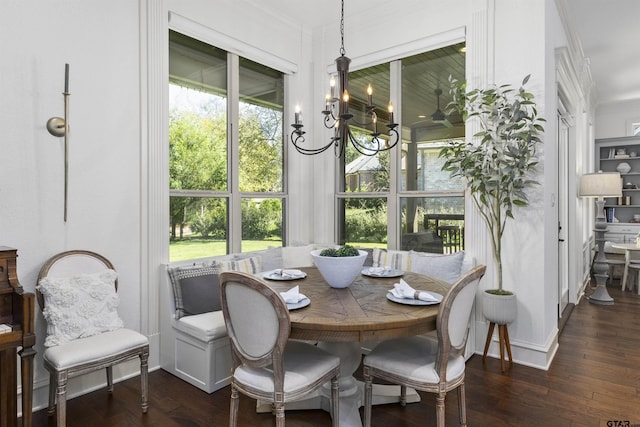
[597,136,640,224]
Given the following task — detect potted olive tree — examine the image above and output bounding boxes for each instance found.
[440,75,545,324]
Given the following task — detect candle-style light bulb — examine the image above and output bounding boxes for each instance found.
[372,113,378,133]
[330,76,336,99]
[64,63,69,93]
[343,90,349,103]
[325,93,331,111]
[367,84,373,107]
[295,104,302,125]
[388,102,394,124]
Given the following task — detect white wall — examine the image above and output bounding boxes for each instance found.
[1,0,143,409]
[596,99,640,139]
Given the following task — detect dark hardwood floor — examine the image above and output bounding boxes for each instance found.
[30,283,640,426]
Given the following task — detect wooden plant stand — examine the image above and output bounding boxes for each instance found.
[483,322,512,372]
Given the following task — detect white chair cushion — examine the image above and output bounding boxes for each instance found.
[43,328,148,370]
[173,311,228,342]
[233,341,339,395]
[365,336,466,384]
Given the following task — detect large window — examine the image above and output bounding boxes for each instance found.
[338,43,466,253]
[169,31,285,261]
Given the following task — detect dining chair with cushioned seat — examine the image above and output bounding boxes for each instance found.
[220,271,340,427]
[362,264,486,427]
[36,250,149,427]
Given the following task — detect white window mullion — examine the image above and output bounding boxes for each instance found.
[228,53,241,253]
[388,59,401,249]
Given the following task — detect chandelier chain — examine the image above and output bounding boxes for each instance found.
[340,0,345,56]
[289,0,399,157]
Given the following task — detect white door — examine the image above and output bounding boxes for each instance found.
[558,108,571,317]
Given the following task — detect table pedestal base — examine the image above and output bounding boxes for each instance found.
[256,341,420,427]
[588,284,614,305]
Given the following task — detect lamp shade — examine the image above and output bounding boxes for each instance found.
[579,171,622,198]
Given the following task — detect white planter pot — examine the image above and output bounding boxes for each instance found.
[310,249,367,288]
[482,290,517,325]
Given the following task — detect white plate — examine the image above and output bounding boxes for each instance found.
[263,271,307,281]
[287,298,310,310]
[386,292,443,306]
[361,268,404,278]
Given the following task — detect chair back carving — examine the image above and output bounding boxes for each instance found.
[36,250,116,310]
[435,264,486,377]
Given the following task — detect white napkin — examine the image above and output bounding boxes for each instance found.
[280,285,308,304]
[390,279,439,302]
[275,269,306,279]
[368,266,392,276]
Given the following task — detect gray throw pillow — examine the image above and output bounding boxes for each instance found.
[167,264,221,319]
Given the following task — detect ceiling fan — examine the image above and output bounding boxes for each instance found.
[431,88,452,128]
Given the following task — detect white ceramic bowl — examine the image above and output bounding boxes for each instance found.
[310,249,367,288]
[617,162,631,174]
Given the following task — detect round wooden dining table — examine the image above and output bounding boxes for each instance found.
[263,266,452,427]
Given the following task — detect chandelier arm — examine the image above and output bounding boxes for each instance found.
[288,0,400,158]
[323,113,339,130]
[345,129,377,156]
[293,140,335,155]
[334,136,347,157]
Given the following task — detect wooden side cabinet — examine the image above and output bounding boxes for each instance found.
[0,247,35,427]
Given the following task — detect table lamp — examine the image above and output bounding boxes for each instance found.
[579,171,622,304]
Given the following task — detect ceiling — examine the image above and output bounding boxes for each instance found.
[255,0,640,108]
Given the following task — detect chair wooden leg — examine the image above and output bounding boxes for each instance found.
[140,348,149,413]
[106,366,114,393]
[458,382,467,427]
[331,375,340,427]
[229,386,239,427]
[435,392,446,427]
[47,371,56,415]
[274,402,285,427]
[400,385,407,406]
[622,252,631,291]
[483,322,496,362]
[363,367,373,427]
[56,371,68,427]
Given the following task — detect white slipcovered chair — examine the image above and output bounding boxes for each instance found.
[36,250,149,427]
[363,264,486,427]
[220,271,340,427]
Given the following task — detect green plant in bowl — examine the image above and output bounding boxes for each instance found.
[319,245,360,257]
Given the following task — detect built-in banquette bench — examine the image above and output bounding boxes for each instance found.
[160,245,473,393]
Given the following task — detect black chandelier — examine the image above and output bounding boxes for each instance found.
[290,0,399,157]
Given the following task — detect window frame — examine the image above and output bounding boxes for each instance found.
[334,41,466,250]
[169,29,288,258]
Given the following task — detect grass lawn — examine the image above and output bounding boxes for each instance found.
[169,237,386,262]
[170,238,283,262]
